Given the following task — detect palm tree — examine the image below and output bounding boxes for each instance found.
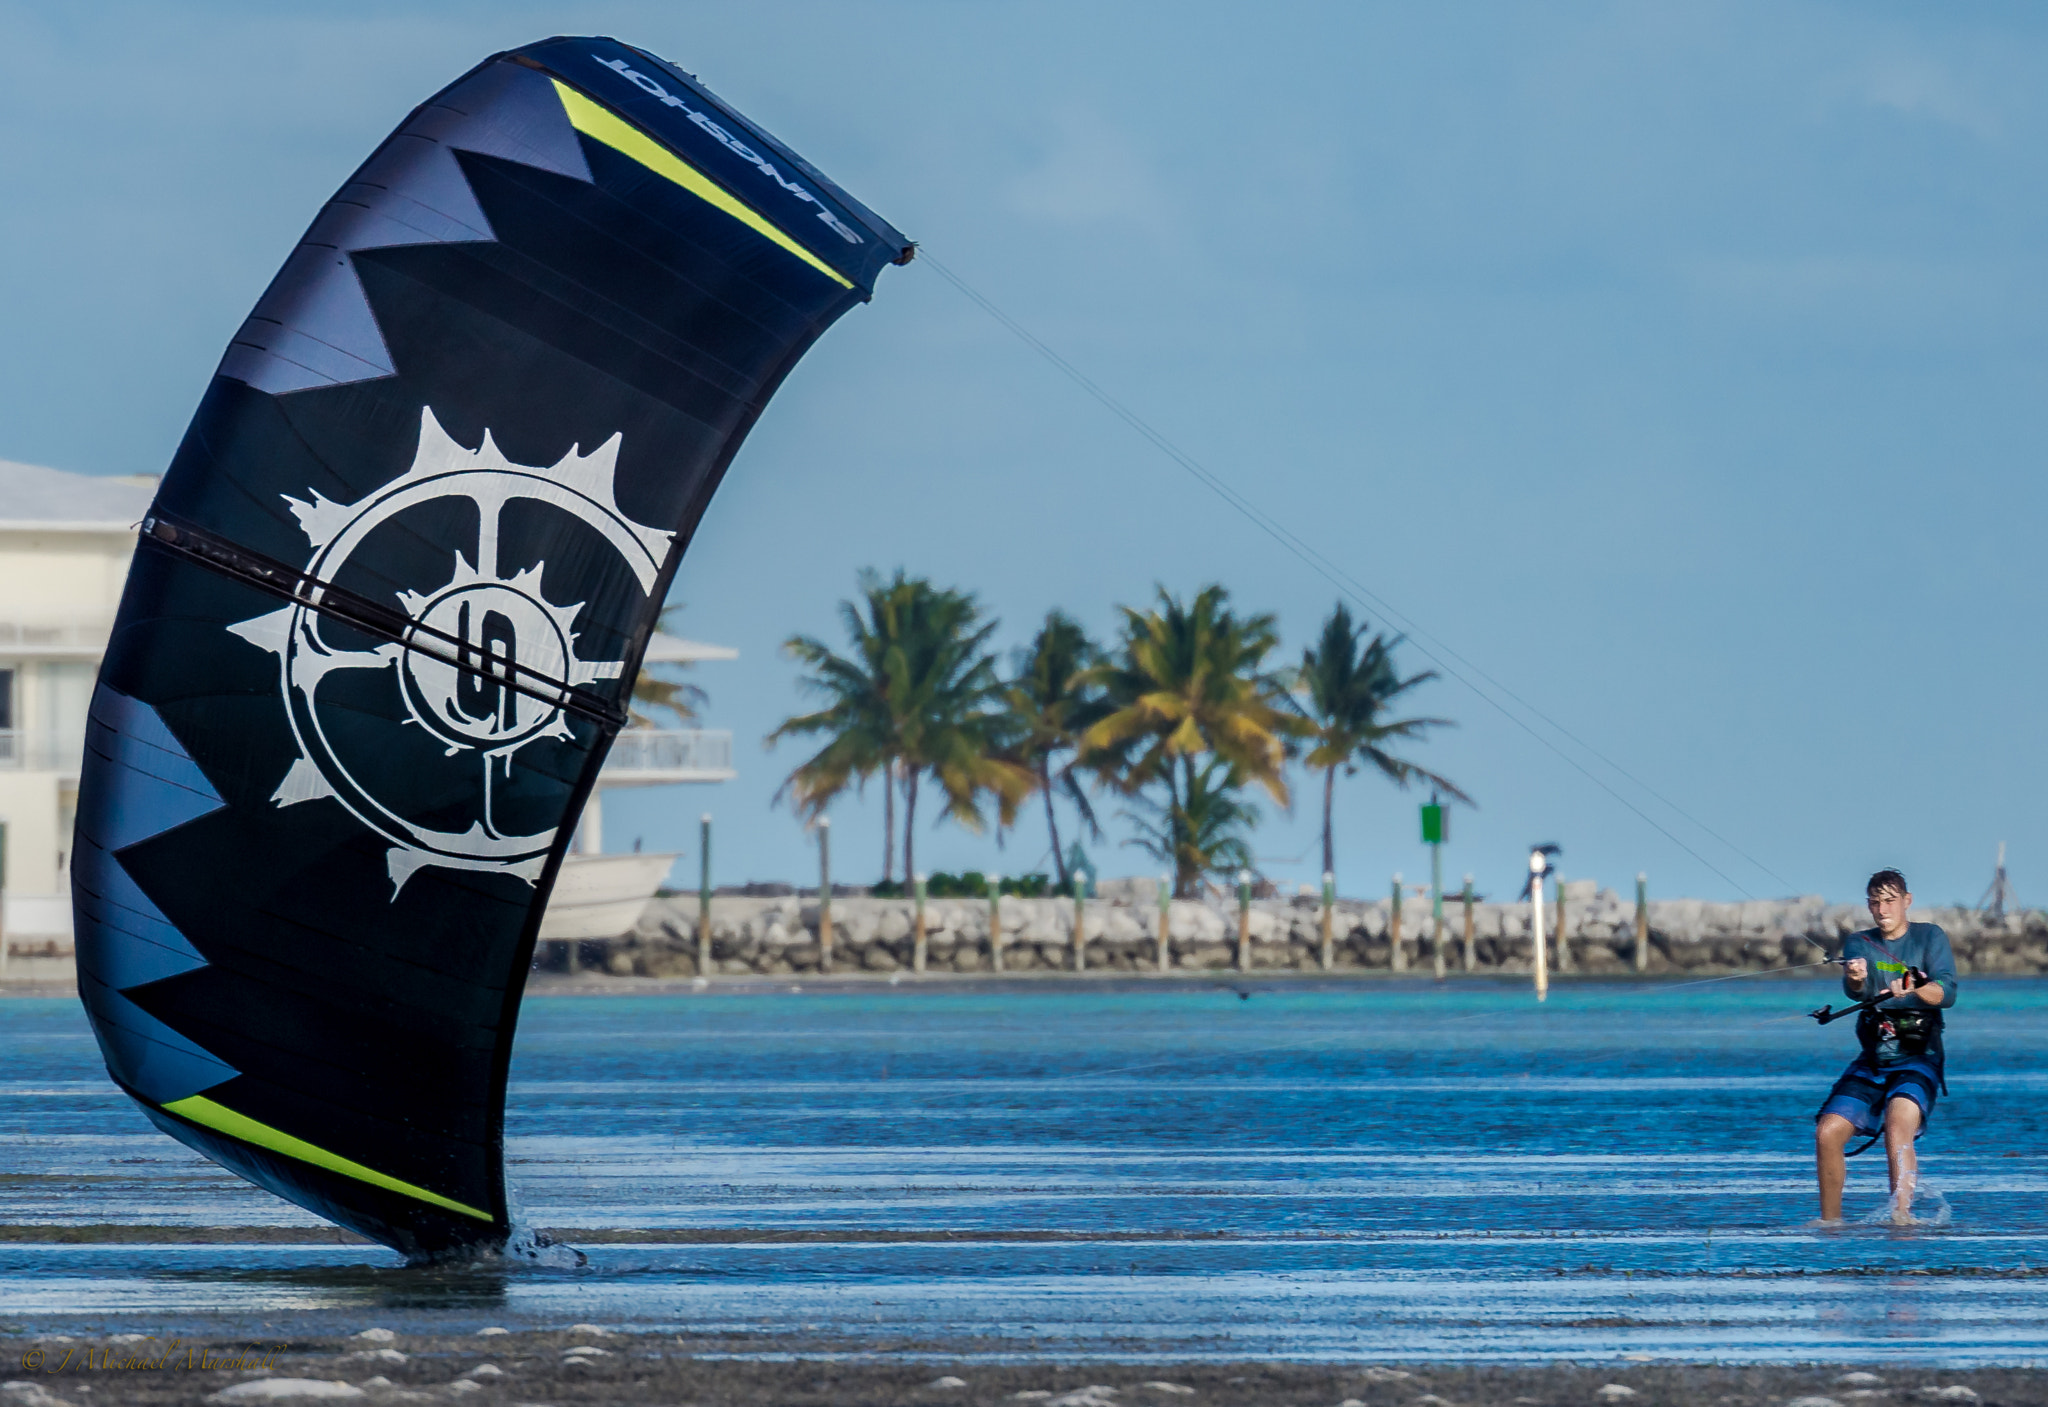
[629,604,708,727]
[769,574,905,877]
[1293,602,1470,880]
[885,579,1034,879]
[1006,611,1106,891]
[770,570,1033,882]
[1084,585,1302,896]
[1123,757,1258,892]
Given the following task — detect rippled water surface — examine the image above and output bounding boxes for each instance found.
[6,978,2048,1362]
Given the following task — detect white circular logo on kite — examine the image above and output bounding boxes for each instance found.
[400,567,575,751]
[229,408,672,893]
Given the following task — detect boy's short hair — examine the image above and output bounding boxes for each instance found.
[1866,869,1909,898]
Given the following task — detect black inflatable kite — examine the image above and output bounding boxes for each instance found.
[71,37,908,1257]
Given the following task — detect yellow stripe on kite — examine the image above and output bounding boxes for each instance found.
[552,79,853,290]
[162,1094,493,1222]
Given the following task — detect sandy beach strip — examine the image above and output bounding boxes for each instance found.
[2,1330,2044,1405]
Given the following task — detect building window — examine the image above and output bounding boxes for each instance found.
[0,668,13,730]
[39,662,92,740]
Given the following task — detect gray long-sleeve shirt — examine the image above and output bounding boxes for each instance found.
[1839,922,1957,1066]
[1838,922,1958,1010]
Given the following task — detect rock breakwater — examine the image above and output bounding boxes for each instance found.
[571,881,2048,980]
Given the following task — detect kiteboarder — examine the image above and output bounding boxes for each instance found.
[1813,869,1956,1225]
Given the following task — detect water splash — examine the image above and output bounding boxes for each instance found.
[502,1179,589,1267]
[400,1185,589,1268]
[503,1222,589,1268]
[1858,1182,1953,1228]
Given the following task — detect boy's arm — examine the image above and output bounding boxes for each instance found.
[1913,926,1958,1009]
[1839,935,1867,998]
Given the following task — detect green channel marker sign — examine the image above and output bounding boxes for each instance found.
[1421,802,1446,845]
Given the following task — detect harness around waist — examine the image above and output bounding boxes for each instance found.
[1858,1005,1941,1057]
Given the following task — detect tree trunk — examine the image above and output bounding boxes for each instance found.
[903,768,920,880]
[1042,756,1067,889]
[1322,765,1336,880]
[1172,755,1193,899]
[882,759,896,885]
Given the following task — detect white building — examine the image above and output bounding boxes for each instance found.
[577,629,738,856]
[0,457,732,957]
[0,459,155,940]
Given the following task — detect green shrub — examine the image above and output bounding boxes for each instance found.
[866,872,1059,897]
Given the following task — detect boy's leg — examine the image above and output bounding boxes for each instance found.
[1815,1113,1855,1222]
[1884,1096,1922,1221]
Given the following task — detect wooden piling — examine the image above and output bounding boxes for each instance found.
[913,871,928,974]
[1390,872,1406,971]
[1156,873,1171,972]
[817,817,832,973]
[1461,874,1475,973]
[1236,870,1252,970]
[1320,870,1335,972]
[698,813,712,979]
[988,874,1004,973]
[1634,871,1649,973]
[1072,876,1086,972]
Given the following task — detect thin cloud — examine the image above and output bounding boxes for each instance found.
[1002,106,1176,238]
[1849,54,2000,139]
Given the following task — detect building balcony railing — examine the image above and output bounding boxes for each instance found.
[0,730,86,774]
[0,725,737,782]
[600,728,735,786]
[0,620,115,657]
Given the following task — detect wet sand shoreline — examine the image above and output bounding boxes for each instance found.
[4,1330,2045,1405]
[0,1225,1262,1245]
[8,1223,2048,1268]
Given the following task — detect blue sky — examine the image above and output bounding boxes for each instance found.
[4,1,2046,905]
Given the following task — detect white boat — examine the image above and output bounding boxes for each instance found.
[539,851,677,941]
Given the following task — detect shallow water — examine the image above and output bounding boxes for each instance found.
[5,978,2048,1362]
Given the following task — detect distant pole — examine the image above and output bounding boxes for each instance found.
[1634,871,1649,974]
[1980,841,2013,920]
[1390,872,1406,971]
[1156,873,1171,972]
[817,817,832,973]
[988,873,1004,973]
[698,813,712,979]
[1072,871,1087,972]
[1431,850,1446,981]
[914,871,929,975]
[1553,868,1572,973]
[1237,869,1252,971]
[1530,850,1549,1002]
[1423,798,1446,980]
[1461,874,1476,973]
[1320,870,1335,972]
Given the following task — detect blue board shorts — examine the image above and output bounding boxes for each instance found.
[1817,1052,1940,1137]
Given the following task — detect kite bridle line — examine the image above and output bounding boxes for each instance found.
[918,250,1795,902]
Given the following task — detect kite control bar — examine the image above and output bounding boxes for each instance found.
[1809,965,1928,1025]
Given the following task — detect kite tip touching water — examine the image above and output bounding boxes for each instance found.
[71,36,907,1259]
